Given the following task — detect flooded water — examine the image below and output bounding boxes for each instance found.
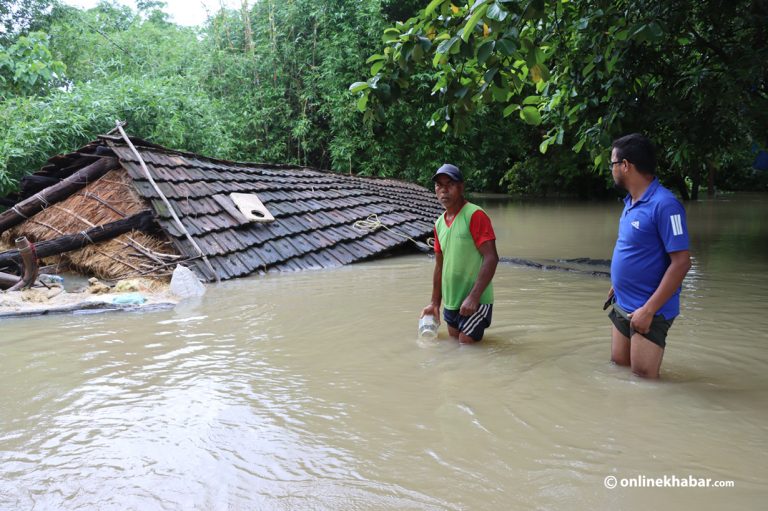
[1,194,766,510]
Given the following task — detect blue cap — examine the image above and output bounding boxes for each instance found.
[432,163,463,182]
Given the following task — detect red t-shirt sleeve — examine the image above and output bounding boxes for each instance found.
[433,227,441,253]
[469,210,496,248]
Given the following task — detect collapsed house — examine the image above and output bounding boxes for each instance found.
[0,131,442,287]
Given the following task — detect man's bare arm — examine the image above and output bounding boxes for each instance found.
[629,250,691,333]
[459,240,499,316]
[421,252,443,318]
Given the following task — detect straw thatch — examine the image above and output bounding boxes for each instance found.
[0,169,180,281]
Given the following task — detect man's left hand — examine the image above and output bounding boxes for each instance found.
[459,295,479,316]
[628,306,653,334]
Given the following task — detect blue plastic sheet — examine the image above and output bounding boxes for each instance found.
[111,293,147,305]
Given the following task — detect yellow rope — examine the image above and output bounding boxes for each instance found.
[353,214,434,249]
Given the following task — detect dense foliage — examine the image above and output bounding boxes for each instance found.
[0,0,765,198]
[354,0,768,199]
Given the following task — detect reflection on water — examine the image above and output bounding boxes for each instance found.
[1,194,766,510]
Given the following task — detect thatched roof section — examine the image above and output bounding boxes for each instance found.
[1,133,442,282]
[2,169,179,280]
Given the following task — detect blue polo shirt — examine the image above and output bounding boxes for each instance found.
[610,178,689,320]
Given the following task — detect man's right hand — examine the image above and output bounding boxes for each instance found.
[421,303,440,322]
[603,287,615,311]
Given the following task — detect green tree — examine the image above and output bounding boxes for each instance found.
[0,30,65,98]
[354,0,768,198]
[0,0,53,46]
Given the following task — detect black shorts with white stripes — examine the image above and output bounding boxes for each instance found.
[443,304,493,341]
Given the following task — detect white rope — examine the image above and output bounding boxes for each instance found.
[114,121,220,283]
[80,230,94,244]
[353,214,434,249]
[11,206,28,219]
[34,193,49,208]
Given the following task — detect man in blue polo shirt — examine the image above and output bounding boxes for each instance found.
[607,133,692,379]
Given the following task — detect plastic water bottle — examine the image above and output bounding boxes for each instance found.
[418,314,438,339]
[39,274,64,285]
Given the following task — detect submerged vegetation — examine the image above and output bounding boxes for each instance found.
[0,0,766,198]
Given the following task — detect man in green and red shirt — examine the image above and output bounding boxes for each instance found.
[421,164,499,343]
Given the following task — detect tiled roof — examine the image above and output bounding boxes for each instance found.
[97,136,442,281]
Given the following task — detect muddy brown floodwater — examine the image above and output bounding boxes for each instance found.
[1,193,766,510]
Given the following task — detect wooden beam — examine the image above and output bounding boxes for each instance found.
[0,157,119,234]
[0,271,18,288]
[8,237,38,291]
[0,211,155,270]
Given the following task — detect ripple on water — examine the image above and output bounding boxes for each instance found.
[2,199,768,510]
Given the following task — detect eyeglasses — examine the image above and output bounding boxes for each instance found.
[608,160,624,171]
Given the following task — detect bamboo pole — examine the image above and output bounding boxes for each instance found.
[0,211,155,269]
[113,121,219,282]
[0,157,119,235]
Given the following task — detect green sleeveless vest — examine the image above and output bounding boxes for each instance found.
[435,202,494,310]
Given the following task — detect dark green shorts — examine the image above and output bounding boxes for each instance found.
[608,303,674,349]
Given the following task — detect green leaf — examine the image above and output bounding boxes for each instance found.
[483,67,498,84]
[437,35,459,55]
[522,95,540,106]
[630,23,663,43]
[424,0,446,17]
[487,3,508,22]
[502,103,519,117]
[383,28,401,43]
[366,54,386,64]
[509,72,523,93]
[432,75,448,93]
[417,36,433,52]
[492,85,508,102]
[370,61,385,75]
[462,4,489,43]
[349,81,369,93]
[477,40,494,64]
[525,47,544,67]
[566,103,583,121]
[412,43,424,61]
[357,93,368,112]
[524,0,545,19]
[496,38,516,56]
[520,106,541,125]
